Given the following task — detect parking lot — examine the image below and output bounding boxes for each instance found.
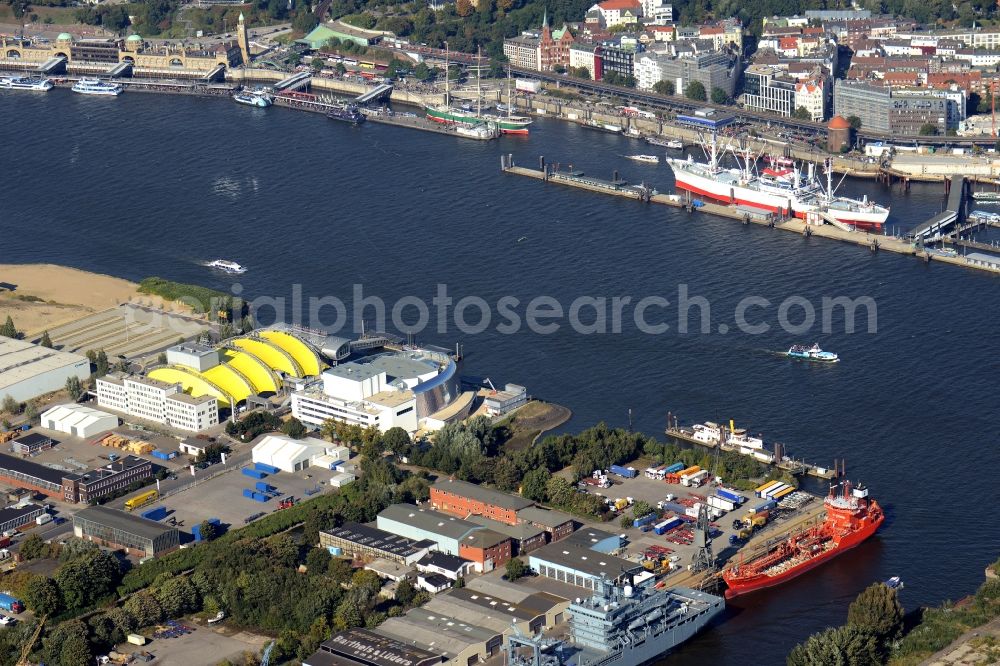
[575,467,821,576]
[12,426,191,486]
[142,457,353,540]
[122,623,268,665]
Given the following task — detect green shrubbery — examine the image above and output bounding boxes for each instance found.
[137,277,229,314]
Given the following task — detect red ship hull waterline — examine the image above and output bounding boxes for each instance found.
[722,481,884,599]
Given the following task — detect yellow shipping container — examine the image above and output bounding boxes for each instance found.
[755,480,780,493]
[772,486,795,499]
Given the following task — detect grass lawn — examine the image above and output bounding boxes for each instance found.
[499,400,572,452]
[0,5,82,25]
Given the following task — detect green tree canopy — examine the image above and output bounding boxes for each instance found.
[919,123,939,136]
[123,590,163,628]
[847,582,904,644]
[0,315,17,339]
[847,115,862,130]
[711,86,728,104]
[281,416,307,439]
[95,350,109,377]
[24,575,62,615]
[40,330,53,348]
[521,468,551,502]
[685,80,707,101]
[505,558,529,581]
[65,375,84,400]
[653,80,675,95]
[793,106,811,120]
[787,625,881,666]
[382,427,411,454]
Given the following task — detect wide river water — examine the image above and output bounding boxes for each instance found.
[2,89,999,664]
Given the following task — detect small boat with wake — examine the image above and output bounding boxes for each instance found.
[208,259,247,275]
[785,343,839,363]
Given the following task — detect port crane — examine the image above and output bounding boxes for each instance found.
[16,614,47,666]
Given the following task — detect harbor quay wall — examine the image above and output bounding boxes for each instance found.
[513,96,1000,181]
[502,163,1000,276]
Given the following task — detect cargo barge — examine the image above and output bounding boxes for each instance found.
[665,417,838,479]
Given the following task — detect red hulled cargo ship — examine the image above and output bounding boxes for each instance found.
[722,481,884,598]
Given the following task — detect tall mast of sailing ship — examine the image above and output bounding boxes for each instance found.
[477,45,482,118]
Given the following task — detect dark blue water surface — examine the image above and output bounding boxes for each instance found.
[2,90,999,664]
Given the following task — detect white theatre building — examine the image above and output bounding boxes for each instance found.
[291,348,470,435]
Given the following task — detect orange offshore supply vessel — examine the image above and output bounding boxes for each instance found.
[722,481,884,598]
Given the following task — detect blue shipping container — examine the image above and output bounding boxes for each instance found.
[254,462,280,475]
[632,514,657,528]
[151,450,169,460]
[751,499,777,513]
[252,492,268,502]
[242,488,254,498]
[609,465,637,478]
[242,468,266,480]
[664,462,686,474]
[717,488,744,504]
[140,507,167,521]
[254,481,274,493]
[661,502,687,515]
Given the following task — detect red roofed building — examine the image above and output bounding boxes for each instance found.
[882,71,922,87]
[794,79,826,121]
[590,0,641,28]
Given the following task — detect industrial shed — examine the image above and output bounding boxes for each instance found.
[40,404,118,438]
[0,338,90,403]
[251,434,347,474]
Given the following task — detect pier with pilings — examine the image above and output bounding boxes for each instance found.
[500,154,1000,275]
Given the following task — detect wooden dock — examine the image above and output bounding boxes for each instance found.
[501,158,1000,276]
[665,426,838,480]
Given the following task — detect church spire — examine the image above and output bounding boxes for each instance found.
[542,8,548,28]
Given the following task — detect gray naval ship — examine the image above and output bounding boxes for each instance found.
[507,579,724,666]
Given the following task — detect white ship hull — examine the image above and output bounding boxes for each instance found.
[670,159,889,230]
[0,77,53,91]
[668,159,795,214]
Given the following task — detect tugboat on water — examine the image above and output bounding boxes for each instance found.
[327,104,365,125]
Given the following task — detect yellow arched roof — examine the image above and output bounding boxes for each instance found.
[202,364,255,404]
[223,350,280,394]
[231,338,302,377]
[259,331,323,377]
[148,367,233,408]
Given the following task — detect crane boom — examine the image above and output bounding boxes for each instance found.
[17,614,47,666]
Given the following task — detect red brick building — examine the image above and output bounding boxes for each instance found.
[459,528,513,572]
[431,479,532,526]
[540,15,575,72]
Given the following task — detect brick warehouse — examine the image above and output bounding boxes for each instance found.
[430,478,532,526]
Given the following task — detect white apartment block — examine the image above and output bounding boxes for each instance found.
[569,44,599,78]
[96,374,219,432]
[639,0,672,24]
[503,35,541,70]
[165,393,218,432]
[635,53,668,90]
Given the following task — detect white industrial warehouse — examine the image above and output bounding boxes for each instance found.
[40,404,119,438]
[251,434,350,474]
[0,338,90,403]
